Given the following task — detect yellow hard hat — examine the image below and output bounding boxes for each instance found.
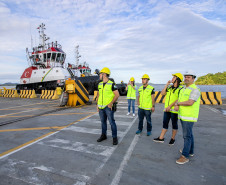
[130,77,135,81]
[100,67,111,75]
[172,73,183,81]
[141,74,150,80]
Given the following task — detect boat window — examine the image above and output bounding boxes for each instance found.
[44,54,47,62]
[56,53,61,62]
[47,53,51,60]
[52,53,56,61]
[61,54,65,62]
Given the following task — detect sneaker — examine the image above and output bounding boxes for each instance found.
[153,137,164,143]
[113,137,118,145]
[147,131,151,136]
[97,134,107,142]
[136,130,142,134]
[126,112,130,116]
[133,113,135,117]
[169,138,175,145]
[179,149,194,157]
[176,155,189,164]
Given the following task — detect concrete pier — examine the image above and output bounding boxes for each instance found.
[0,96,225,185]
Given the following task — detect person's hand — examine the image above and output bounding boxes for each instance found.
[174,105,179,111]
[97,106,99,112]
[108,103,113,110]
[165,107,171,112]
[151,107,155,113]
[166,80,171,86]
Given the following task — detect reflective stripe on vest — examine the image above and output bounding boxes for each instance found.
[178,83,201,122]
[164,85,183,114]
[138,85,154,110]
[127,85,136,99]
[98,80,114,109]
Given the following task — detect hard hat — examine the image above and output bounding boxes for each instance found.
[172,73,183,81]
[184,70,196,78]
[100,67,111,75]
[141,74,150,80]
[130,77,135,81]
[68,78,71,80]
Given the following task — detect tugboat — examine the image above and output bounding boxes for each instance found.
[16,23,127,95]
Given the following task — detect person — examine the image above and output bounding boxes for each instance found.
[96,67,120,145]
[136,74,155,136]
[174,70,201,164]
[126,77,137,117]
[153,73,183,145]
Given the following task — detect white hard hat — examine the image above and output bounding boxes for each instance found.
[184,70,196,78]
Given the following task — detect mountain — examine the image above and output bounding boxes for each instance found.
[196,71,226,85]
[0,82,18,86]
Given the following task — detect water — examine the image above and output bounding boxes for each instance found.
[1,85,226,99]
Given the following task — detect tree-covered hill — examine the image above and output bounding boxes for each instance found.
[196,71,226,85]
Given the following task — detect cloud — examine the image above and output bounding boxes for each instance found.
[0,0,226,84]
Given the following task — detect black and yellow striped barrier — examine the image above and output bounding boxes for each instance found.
[64,79,89,107]
[200,92,222,105]
[18,90,37,99]
[40,90,59,99]
[93,90,98,101]
[154,91,222,105]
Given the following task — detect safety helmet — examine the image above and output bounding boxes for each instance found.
[141,74,150,80]
[184,70,196,78]
[172,73,183,81]
[100,67,111,75]
[130,77,135,81]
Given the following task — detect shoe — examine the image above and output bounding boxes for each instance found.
[136,130,142,134]
[97,134,107,142]
[153,137,164,143]
[133,113,135,117]
[179,149,194,157]
[126,112,130,116]
[169,138,175,145]
[113,137,118,145]
[176,155,189,164]
[147,131,151,136]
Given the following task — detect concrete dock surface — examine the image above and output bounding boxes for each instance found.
[0,96,225,185]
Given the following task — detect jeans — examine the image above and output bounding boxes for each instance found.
[181,120,194,158]
[138,108,152,132]
[99,106,117,138]
[128,99,135,114]
[163,112,178,130]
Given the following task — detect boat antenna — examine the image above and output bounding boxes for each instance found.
[75,45,81,67]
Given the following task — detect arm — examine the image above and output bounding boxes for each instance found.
[161,80,171,96]
[108,90,120,110]
[151,94,155,112]
[165,99,177,112]
[137,95,140,106]
[131,83,136,90]
[96,91,99,112]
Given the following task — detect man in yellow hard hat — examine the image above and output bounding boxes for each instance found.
[136,74,155,136]
[96,67,120,145]
[174,70,201,164]
[153,73,183,145]
[126,77,137,117]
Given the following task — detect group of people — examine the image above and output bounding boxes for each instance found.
[96,67,201,165]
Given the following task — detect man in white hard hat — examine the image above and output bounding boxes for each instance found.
[174,70,201,164]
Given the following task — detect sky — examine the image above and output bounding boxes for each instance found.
[0,0,226,84]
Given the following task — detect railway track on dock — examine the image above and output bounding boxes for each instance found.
[0,107,70,127]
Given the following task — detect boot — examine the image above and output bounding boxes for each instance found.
[97,134,107,142]
[113,137,118,145]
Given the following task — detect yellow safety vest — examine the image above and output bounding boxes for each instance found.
[138,85,154,110]
[98,80,115,109]
[178,83,201,122]
[164,85,183,113]
[127,85,136,99]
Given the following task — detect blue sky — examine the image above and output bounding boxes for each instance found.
[0,0,226,84]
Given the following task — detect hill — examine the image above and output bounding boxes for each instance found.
[196,71,226,85]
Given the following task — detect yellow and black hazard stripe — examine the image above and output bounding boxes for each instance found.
[74,79,89,105]
[154,91,166,103]
[200,92,222,105]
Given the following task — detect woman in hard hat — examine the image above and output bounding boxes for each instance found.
[153,73,183,145]
[126,77,137,117]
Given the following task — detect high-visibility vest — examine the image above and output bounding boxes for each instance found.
[127,85,136,99]
[98,80,114,109]
[164,85,183,113]
[178,83,201,122]
[138,85,154,110]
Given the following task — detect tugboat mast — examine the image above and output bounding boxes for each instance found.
[38,23,49,51]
